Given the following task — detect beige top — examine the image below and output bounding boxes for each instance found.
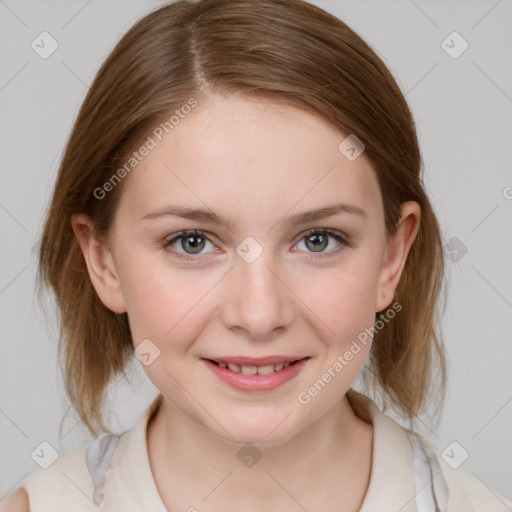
[12,390,512,511]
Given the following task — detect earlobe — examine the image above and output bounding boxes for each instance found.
[70,213,127,314]
[375,201,421,313]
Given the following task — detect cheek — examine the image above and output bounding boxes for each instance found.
[128,277,212,348]
[294,252,382,345]
[115,244,214,346]
[118,256,214,406]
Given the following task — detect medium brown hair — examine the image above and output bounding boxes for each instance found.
[37,0,447,437]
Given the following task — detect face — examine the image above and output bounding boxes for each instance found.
[74,93,419,445]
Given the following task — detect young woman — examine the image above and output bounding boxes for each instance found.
[2,0,510,510]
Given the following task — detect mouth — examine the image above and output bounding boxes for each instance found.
[201,356,310,392]
[206,357,305,375]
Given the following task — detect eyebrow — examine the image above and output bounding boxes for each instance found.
[139,202,366,229]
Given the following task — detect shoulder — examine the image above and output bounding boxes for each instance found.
[0,487,29,512]
[1,441,97,512]
[419,434,512,511]
[347,391,512,511]
[1,400,158,512]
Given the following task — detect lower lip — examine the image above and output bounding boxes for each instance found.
[202,358,309,392]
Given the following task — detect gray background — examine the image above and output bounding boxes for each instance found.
[1,0,511,502]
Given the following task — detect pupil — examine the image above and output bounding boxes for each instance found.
[183,235,204,254]
[307,233,327,252]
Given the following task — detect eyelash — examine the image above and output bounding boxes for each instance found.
[162,228,352,262]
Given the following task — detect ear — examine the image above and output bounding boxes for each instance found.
[70,213,127,314]
[375,201,420,313]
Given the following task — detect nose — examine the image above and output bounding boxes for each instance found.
[220,247,295,341]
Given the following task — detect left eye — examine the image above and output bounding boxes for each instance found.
[293,229,347,256]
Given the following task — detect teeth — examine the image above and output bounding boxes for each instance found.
[241,365,258,375]
[228,363,241,372]
[217,361,296,374]
[257,364,275,375]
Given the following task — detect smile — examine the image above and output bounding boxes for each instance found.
[202,356,310,392]
[214,360,294,375]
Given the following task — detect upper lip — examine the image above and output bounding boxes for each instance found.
[204,356,309,366]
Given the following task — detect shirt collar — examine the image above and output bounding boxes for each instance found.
[347,388,419,512]
[117,391,419,511]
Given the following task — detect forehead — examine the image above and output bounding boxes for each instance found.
[117,94,382,227]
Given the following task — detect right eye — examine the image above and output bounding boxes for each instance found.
[162,230,218,261]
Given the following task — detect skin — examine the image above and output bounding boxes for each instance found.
[68,93,420,511]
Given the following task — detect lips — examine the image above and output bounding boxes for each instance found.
[202,356,310,392]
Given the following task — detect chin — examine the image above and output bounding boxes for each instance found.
[208,408,303,447]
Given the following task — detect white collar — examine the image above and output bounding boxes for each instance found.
[91,390,447,511]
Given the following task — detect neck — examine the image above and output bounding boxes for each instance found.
[147,393,373,510]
